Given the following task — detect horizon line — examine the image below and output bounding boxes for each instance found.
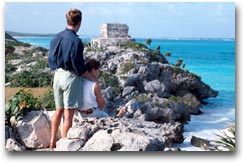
[6,30,235,40]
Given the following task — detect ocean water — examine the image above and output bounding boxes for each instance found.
[136,38,235,150]
[14,36,91,49]
[14,36,235,150]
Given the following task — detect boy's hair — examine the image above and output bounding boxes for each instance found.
[86,59,100,72]
[66,8,82,26]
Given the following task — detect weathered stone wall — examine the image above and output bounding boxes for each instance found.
[101,23,129,38]
[91,23,134,47]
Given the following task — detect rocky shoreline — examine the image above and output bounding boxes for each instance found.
[5,45,218,151]
[5,30,220,151]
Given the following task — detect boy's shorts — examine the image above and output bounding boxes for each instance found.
[53,68,83,109]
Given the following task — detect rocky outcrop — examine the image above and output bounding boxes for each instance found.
[55,117,183,151]
[5,32,17,42]
[5,111,183,151]
[84,45,218,121]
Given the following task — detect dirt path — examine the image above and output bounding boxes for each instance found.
[5,87,52,103]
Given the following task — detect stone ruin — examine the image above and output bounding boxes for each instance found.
[91,23,135,47]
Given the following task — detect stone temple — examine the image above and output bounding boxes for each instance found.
[91,23,135,47]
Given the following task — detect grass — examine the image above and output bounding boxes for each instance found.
[214,124,235,151]
[120,61,136,74]
[5,87,51,103]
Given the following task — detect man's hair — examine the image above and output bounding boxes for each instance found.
[66,8,82,26]
[86,59,100,72]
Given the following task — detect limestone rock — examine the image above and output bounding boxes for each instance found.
[144,79,169,98]
[54,117,183,151]
[122,86,135,97]
[82,129,164,151]
[5,138,26,151]
[55,138,85,151]
[16,111,51,149]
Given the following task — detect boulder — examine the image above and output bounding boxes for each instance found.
[123,73,144,92]
[159,64,218,100]
[138,63,161,82]
[102,86,115,101]
[122,86,135,98]
[144,79,169,98]
[191,136,210,148]
[16,111,51,149]
[181,92,201,114]
[139,97,190,123]
[5,138,26,151]
[124,99,141,117]
[55,138,85,151]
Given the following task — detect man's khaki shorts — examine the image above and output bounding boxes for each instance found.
[53,68,83,109]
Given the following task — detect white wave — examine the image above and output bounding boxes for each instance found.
[222,38,234,41]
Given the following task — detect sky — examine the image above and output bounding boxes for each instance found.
[5,2,235,39]
[2,1,244,163]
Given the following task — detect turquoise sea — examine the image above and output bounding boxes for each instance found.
[14,36,235,150]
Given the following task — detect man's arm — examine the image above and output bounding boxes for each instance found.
[94,83,106,110]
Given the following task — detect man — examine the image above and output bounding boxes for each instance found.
[48,8,95,149]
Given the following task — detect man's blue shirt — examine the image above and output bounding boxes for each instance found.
[48,28,87,76]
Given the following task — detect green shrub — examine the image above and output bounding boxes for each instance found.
[148,50,168,63]
[182,64,186,68]
[162,101,170,108]
[5,89,42,127]
[190,72,201,80]
[156,45,161,51]
[5,53,20,62]
[169,95,181,102]
[6,41,31,47]
[5,44,15,54]
[41,89,56,111]
[152,102,161,108]
[99,71,121,96]
[99,71,119,88]
[165,52,171,57]
[175,58,183,67]
[172,66,183,73]
[135,94,148,103]
[145,38,152,47]
[5,63,17,83]
[120,75,128,81]
[31,58,49,70]
[120,61,136,74]
[9,71,52,87]
[119,42,148,52]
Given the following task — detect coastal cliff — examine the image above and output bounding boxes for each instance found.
[5,28,219,151]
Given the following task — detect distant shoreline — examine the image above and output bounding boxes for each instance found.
[6,31,234,41]
[6,31,97,38]
[6,31,56,37]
